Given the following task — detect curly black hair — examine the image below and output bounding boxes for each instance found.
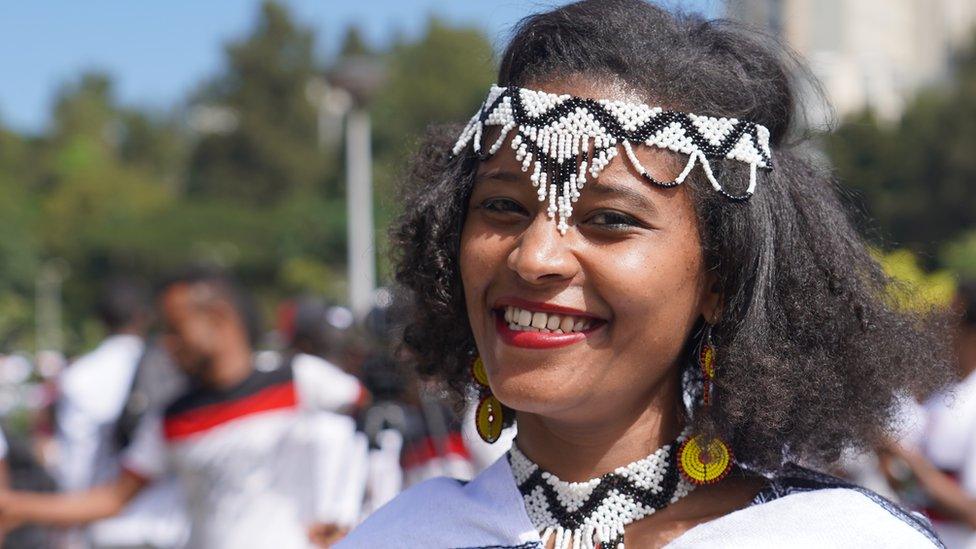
[390,0,952,471]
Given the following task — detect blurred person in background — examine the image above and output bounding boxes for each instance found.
[0,426,6,547]
[883,280,976,548]
[0,267,368,548]
[357,352,476,505]
[357,294,476,502]
[55,278,188,549]
[0,427,8,489]
[281,298,346,362]
[0,424,59,548]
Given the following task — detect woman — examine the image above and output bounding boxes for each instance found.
[340,1,951,547]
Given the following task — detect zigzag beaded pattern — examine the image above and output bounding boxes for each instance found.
[508,434,694,549]
[453,85,773,234]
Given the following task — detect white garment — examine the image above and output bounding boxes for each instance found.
[57,335,188,548]
[361,429,404,518]
[121,354,366,549]
[292,353,365,412]
[339,455,941,548]
[920,371,976,548]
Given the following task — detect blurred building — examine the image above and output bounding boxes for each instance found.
[726,0,976,124]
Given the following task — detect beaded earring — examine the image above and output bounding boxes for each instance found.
[472,356,504,443]
[677,325,735,485]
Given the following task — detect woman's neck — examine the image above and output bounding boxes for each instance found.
[513,389,682,482]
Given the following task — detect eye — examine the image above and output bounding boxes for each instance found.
[480,197,528,216]
[586,210,644,230]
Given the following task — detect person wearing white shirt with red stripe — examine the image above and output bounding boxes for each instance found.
[0,268,367,549]
[56,279,188,549]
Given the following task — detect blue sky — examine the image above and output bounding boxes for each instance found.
[0,0,719,135]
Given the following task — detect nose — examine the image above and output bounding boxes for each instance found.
[507,214,580,285]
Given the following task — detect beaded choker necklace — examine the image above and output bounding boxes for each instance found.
[508,431,695,549]
[453,85,773,234]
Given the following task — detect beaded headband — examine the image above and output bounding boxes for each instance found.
[453,85,773,234]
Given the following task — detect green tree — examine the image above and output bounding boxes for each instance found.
[0,125,40,349]
[827,31,976,259]
[186,1,333,203]
[31,73,178,351]
[338,26,372,57]
[372,18,495,160]
[368,18,496,277]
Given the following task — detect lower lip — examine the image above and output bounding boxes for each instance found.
[494,313,600,349]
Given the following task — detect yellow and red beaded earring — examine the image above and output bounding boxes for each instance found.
[472,356,504,443]
[678,325,735,485]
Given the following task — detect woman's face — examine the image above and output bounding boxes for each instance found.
[459,80,718,425]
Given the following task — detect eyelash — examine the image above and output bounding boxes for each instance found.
[480,197,527,215]
[586,211,643,230]
[478,198,644,232]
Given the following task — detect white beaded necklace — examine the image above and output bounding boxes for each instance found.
[508,430,695,549]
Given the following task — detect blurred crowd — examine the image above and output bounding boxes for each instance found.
[0,265,511,549]
[0,267,974,548]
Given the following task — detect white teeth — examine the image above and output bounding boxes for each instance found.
[559,316,575,332]
[531,311,547,329]
[502,306,597,333]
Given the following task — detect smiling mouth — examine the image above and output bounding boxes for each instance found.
[493,305,605,349]
[501,305,596,333]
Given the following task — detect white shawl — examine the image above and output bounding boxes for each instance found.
[338,455,941,548]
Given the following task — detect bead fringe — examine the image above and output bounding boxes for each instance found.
[453,85,773,234]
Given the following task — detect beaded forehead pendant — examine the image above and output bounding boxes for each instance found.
[453,85,774,234]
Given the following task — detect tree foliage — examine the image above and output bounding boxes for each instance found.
[0,2,497,354]
[186,1,332,203]
[827,32,976,264]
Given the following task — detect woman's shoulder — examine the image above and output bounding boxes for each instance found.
[668,465,943,548]
[337,455,539,548]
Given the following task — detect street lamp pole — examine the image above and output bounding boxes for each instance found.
[345,107,375,320]
[327,55,386,321]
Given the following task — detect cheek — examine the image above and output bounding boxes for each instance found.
[598,236,705,334]
[185,320,216,353]
[460,219,507,318]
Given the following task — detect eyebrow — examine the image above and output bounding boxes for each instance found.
[475,168,659,216]
[586,181,658,215]
[475,168,523,183]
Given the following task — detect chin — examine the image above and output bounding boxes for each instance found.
[490,370,587,416]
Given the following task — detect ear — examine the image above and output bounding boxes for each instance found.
[700,271,724,324]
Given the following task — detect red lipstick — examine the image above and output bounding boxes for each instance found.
[493,299,605,350]
[494,297,602,319]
